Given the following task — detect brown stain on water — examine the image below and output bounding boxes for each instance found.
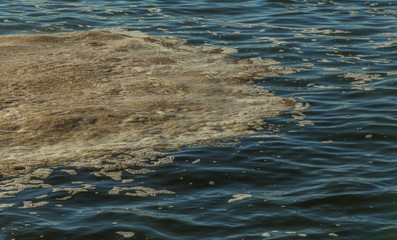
[0,29,298,178]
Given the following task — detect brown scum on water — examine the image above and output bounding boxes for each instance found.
[0,29,301,180]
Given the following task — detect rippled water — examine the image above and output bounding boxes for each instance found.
[1,0,396,239]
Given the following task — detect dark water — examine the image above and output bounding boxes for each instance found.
[1,0,396,239]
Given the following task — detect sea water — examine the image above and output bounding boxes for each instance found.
[0,0,396,239]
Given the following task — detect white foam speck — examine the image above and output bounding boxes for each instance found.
[228,194,252,203]
[116,231,135,238]
[147,8,162,13]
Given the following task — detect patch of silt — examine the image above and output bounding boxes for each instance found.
[0,29,299,190]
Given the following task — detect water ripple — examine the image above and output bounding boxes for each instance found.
[1,0,397,239]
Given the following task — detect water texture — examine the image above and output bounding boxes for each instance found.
[0,0,396,239]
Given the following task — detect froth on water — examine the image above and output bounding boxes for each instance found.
[0,29,302,198]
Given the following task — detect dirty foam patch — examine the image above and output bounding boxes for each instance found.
[343,73,383,91]
[0,29,301,198]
